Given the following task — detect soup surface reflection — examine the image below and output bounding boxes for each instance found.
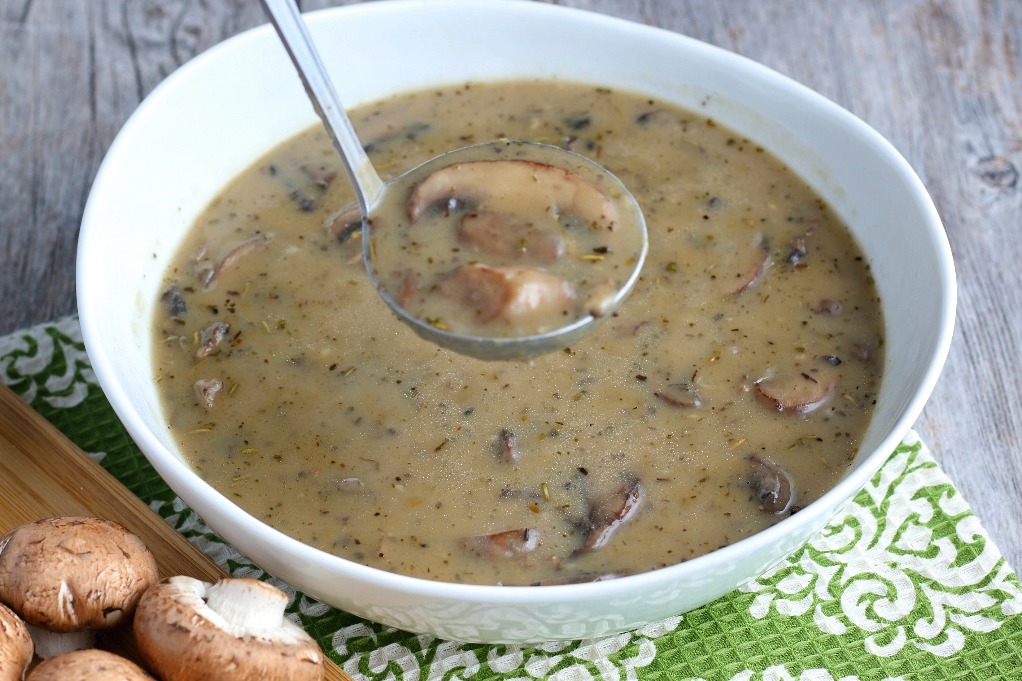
[153,80,884,585]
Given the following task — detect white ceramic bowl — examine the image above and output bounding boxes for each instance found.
[78,0,955,643]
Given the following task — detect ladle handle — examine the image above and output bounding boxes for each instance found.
[260,0,384,215]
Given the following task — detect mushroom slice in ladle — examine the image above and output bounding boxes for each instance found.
[407,159,622,230]
[133,576,323,681]
[458,211,567,264]
[437,264,577,331]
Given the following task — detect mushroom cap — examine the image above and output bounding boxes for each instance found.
[25,648,155,680]
[0,603,32,681]
[133,576,323,681]
[0,517,159,632]
[407,159,620,230]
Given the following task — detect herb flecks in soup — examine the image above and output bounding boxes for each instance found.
[153,81,884,586]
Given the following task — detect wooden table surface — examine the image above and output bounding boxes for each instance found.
[1,0,1019,577]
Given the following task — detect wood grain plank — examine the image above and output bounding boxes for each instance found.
[0,384,352,681]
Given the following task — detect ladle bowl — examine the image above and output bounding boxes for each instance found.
[365,139,648,360]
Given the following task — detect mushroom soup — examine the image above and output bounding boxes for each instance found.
[153,80,884,585]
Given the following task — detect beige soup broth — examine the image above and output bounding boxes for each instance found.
[153,80,884,586]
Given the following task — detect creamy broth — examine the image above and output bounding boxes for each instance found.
[153,81,884,585]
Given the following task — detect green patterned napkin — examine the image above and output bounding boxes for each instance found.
[2,317,1020,680]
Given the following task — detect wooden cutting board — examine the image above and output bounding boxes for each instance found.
[0,384,353,681]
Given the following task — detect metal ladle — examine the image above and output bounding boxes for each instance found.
[260,0,647,360]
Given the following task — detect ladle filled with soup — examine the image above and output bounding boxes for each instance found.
[152,80,883,586]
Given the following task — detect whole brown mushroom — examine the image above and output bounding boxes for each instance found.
[0,603,32,681]
[26,649,155,680]
[0,517,159,658]
[133,576,324,681]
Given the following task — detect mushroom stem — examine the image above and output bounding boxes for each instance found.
[134,576,323,681]
[26,624,95,659]
[204,579,287,632]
